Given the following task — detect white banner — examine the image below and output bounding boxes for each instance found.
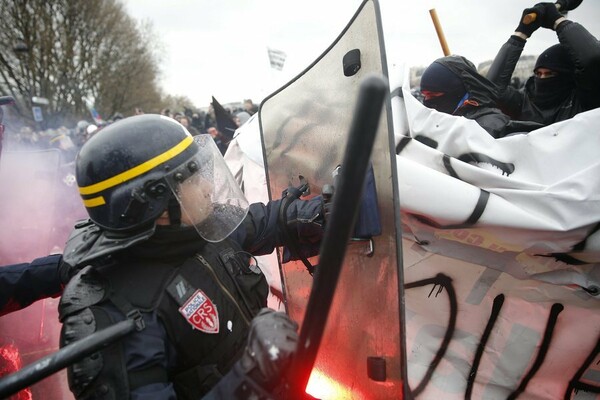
[396,72,600,399]
[398,75,600,292]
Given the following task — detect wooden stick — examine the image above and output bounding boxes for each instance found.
[429,8,451,56]
[523,13,537,24]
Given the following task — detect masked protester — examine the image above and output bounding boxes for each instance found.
[1,114,325,399]
[420,55,543,138]
[487,1,600,126]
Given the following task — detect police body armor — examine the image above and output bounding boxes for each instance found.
[59,236,268,399]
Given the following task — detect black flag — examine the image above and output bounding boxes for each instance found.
[211,96,237,141]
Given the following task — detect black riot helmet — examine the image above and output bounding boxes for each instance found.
[76,114,249,242]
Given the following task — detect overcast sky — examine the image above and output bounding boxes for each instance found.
[123,0,600,108]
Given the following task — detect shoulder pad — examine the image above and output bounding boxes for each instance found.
[59,265,106,321]
[63,219,155,268]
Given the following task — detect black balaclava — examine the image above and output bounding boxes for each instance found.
[420,61,467,114]
[533,44,575,108]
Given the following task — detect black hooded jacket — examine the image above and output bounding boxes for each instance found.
[487,21,600,125]
[425,55,543,138]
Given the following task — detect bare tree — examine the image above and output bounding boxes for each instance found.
[162,94,198,116]
[0,0,166,128]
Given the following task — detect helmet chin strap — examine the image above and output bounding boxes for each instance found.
[167,196,182,226]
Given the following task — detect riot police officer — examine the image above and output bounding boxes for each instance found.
[58,114,325,399]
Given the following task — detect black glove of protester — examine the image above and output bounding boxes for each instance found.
[537,2,563,29]
[515,3,545,37]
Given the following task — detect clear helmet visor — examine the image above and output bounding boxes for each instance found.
[166,134,249,242]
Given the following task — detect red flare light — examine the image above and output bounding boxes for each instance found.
[305,369,353,399]
[0,343,32,400]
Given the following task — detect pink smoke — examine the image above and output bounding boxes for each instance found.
[0,145,85,399]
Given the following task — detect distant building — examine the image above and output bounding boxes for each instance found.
[223,101,244,113]
[409,54,538,90]
[478,55,537,88]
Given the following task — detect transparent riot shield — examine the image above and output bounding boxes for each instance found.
[259,0,406,398]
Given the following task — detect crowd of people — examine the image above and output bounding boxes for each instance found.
[2,98,260,164]
[158,98,258,155]
[0,1,599,399]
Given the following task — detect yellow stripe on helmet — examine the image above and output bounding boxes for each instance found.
[79,135,193,196]
[82,196,106,208]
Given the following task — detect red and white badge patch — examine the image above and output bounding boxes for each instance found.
[179,289,219,334]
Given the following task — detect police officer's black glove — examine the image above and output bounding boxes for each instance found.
[321,184,334,225]
[239,308,299,391]
[537,2,563,29]
[515,4,545,37]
